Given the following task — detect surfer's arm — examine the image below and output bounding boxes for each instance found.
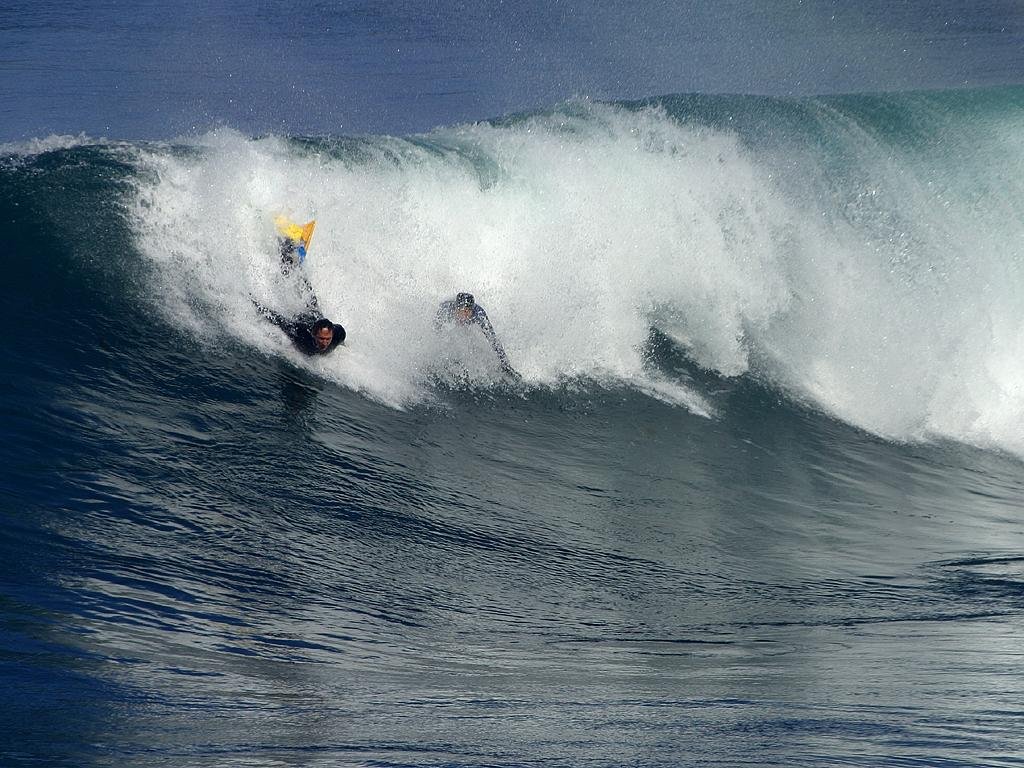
[276,237,322,316]
[278,238,307,272]
[302,279,321,317]
[252,299,302,342]
[475,309,518,378]
[434,301,454,330]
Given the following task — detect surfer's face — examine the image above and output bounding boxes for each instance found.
[456,306,472,323]
[313,327,334,351]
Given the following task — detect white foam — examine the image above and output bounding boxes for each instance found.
[128,102,1024,457]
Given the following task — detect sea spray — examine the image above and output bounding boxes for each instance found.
[82,89,1024,455]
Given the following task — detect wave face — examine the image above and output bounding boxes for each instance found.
[7,89,1021,449]
[84,86,1020,454]
[3,89,1024,767]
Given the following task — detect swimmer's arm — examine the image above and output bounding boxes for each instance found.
[475,309,519,378]
[434,301,454,330]
[252,299,302,342]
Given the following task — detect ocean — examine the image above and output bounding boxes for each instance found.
[3,3,1024,767]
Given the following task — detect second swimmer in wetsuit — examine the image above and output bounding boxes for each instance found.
[435,292,519,378]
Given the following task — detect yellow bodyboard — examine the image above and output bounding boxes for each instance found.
[275,216,316,251]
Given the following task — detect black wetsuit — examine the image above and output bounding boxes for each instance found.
[435,299,516,376]
[255,304,346,356]
[253,237,343,355]
[279,238,320,313]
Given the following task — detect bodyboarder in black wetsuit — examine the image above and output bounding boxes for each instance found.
[255,305,346,355]
[253,235,346,356]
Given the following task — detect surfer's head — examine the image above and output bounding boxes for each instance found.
[311,318,335,351]
[455,292,474,322]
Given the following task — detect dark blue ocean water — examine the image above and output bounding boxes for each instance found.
[3,0,1024,140]
[4,3,1024,767]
